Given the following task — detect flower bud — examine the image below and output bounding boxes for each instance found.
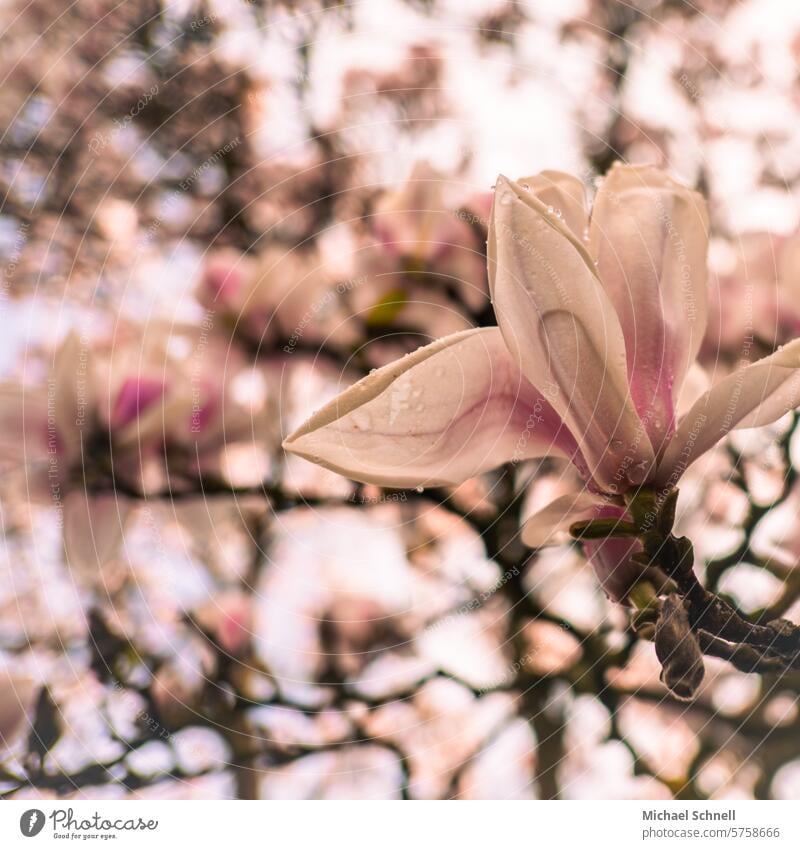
[655,594,705,701]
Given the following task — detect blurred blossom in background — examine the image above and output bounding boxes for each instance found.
[1,0,800,801]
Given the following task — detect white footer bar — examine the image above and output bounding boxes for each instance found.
[1,800,797,847]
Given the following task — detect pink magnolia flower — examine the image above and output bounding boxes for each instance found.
[0,323,270,496]
[284,164,800,600]
[0,330,93,497]
[342,163,492,345]
[705,231,800,358]
[361,161,489,317]
[196,590,253,656]
[199,246,345,350]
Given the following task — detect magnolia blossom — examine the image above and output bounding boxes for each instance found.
[200,245,353,350]
[201,164,491,352]
[354,162,489,333]
[284,164,800,600]
[705,231,800,358]
[196,590,253,656]
[0,324,274,582]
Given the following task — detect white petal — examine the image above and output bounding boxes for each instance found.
[676,362,710,417]
[0,385,48,465]
[489,174,653,492]
[521,489,606,548]
[658,339,800,486]
[373,161,447,261]
[54,330,90,463]
[283,327,576,488]
[590,164,709,449]
[63,492,132,574]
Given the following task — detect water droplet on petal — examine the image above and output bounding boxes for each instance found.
[389,380,413,424]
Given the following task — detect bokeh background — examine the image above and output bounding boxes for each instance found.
[2,0,800,800]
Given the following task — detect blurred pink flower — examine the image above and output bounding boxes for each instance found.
[342,163,491,342]
[364,162,488,311]
[285,164,800,599]
[198,245,355,352]
[110,376,167,429]
[197,590,253,656]
[705,231,800,358]
[0,323,272,495]
[200,164,492,351]
[0,331,89,479]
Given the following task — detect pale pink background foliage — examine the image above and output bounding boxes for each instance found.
[0,0,799,800]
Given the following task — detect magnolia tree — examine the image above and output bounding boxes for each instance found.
[285,165,800,697]
[3,0,800,803]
